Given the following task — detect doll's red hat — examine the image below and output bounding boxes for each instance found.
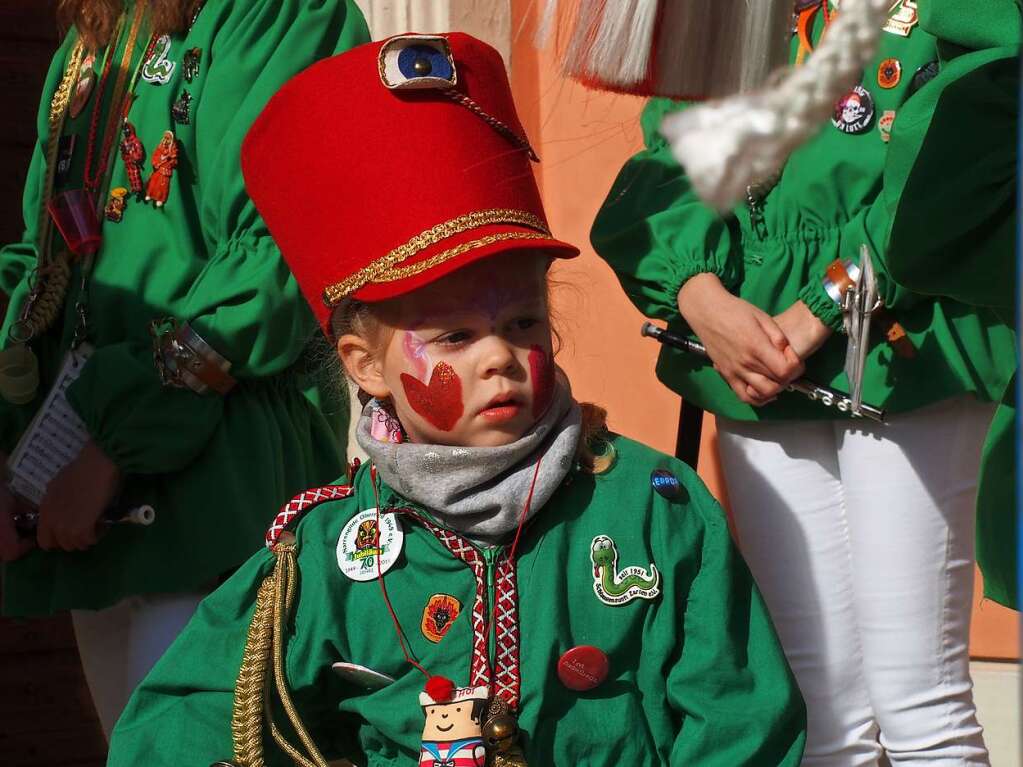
[242,32,578,333]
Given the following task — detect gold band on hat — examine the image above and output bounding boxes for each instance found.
[322,208,550,305]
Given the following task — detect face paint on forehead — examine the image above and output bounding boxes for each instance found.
[529,345,554,419]
[411,281,542,326]
[469,281,539,321]
[400,362,464,432]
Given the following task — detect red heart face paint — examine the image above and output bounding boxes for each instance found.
[529,345,554,419]
[400,362,464,432]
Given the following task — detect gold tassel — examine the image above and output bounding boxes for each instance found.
[228,533,332,767]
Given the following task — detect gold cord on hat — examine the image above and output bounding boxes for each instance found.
[322,208,550,305]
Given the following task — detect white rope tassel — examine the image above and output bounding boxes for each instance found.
[661,0,892,212]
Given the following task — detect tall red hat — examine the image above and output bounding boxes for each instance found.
[242,32,578,333]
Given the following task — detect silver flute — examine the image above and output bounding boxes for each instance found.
[14,505,156,537]
[641,323,886,423]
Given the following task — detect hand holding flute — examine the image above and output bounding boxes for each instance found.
[642,323,886,422]
[675,274,809,406]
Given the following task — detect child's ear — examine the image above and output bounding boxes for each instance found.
[337,334,391,399]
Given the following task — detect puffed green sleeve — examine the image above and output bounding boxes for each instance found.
[65,0,370,474]
[793,200,905,333]
[798,1,1021,330]
[590,98,743,324]
[667,479,806,766]
[882,0,1019,310]
[109,519,350,766]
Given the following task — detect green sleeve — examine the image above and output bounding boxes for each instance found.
[801,0,1021,329]
[108,551,277,766]
[667,481,806,766]
[0,34,77,299]
[65,0,370,474]
[110,515,352,766]
[883,3,1019,310]
[590,98,743,325]
[794,199,910,332]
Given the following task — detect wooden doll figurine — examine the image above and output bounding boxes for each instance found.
[145,130,179,208]
[419,684,488,767]
[119,122,146,201]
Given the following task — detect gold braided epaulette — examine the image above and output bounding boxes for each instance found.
[225,534,334,767]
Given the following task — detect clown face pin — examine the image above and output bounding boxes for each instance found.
[336,508,404,581]
[833,85,875,134]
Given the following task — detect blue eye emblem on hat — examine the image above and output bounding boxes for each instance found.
[398,45,454,82]
[379,35,458,90]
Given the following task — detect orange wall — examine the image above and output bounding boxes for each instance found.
[508,0,1017,660]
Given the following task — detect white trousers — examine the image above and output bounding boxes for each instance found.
[717,396,993,767]
[71,590,205,739]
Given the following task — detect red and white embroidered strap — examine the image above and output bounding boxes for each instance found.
[492,556,521,705]
[397,509,522,710]
[265,484,355,549]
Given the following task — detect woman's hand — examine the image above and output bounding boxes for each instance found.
[37,440,122,552]
[774,301,834,360]
[678,274,804,405]
[0,454,35,562]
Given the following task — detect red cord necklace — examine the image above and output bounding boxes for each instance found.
[369,457,542,701]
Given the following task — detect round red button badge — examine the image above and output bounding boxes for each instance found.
[557,646,609,691]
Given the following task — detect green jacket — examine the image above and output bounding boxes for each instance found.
[591,1,1016,422]
[0,0,370,616]
[880,0,1020,608]
[108,436,807,766]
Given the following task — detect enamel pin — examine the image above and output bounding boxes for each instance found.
[142,35,176,85]
[421,594,462,643]
[590,535,660,606]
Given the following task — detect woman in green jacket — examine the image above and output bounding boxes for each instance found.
[0,0,369,737]
[108,32,807,766]
[592,1,1018,764]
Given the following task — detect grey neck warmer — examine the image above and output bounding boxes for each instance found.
[356,378,582,544]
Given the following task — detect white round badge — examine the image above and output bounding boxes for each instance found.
[336,508,404,582]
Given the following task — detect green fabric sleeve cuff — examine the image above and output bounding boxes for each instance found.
[798,279,844,333]
[66,342,223,475]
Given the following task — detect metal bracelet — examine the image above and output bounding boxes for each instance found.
[150,317,235,395]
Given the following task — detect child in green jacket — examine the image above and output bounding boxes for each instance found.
[107,33,806,767]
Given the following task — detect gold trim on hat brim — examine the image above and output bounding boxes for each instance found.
[322,209,551,305]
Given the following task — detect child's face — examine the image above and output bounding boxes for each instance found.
[348,251,555,447]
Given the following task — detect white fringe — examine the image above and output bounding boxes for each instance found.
[655,0,791,99]
[588,0,660,86]
[662,0,892,211]
[536,0,558,47]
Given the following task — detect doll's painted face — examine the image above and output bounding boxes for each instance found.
[365,251,555,447]
[421,698,486,742]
